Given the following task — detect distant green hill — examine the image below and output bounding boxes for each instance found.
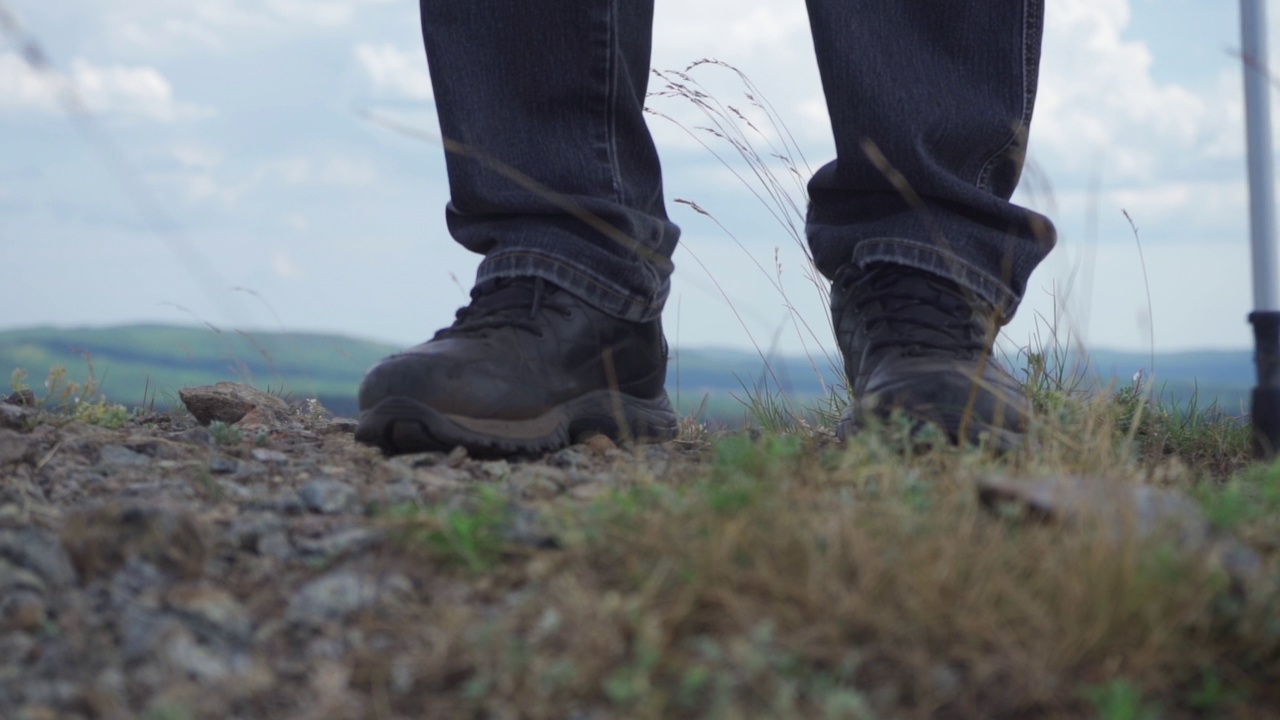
[0,324,1256,422]
[0,324,393,416]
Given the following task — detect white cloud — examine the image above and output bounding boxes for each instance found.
[273,250,301,279]
[172,146,223,170]
[316,157,378,186]
[112,18,225,51]
[264,0,402,27]
[649,0,829,153]
[1034,0,1217,181]
[355,43,433,101]
[0,53,206,121]
[232,156,379,195]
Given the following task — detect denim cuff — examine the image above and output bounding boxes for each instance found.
[851,237,1022,320]
[476,248,669,323]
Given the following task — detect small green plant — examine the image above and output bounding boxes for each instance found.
[73,399,130,429]
[10,367,29,395]
[393,488,510,572]
[209,420,244,447]
[22,361,132,428]
[1081,680,1160,720]
[143,701,194,720]
[1186,667,1246,713]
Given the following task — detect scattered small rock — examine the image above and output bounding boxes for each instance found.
[60,504,206,581]
[978,474,1265,585]
[298,479,359,515]
[0,527,77,588]
[580,434,617,455]
[1,588,46,631]
[97,445,150,468]
[207,456,240,474]
[0,404,680,720]
[251,448,289,464]
[325,418,359,435]
[179,383,291,426]
[0,429,31,465]
[4,389,36,407]
[165,583,253,642]
[294,528,380,559]
[0,403,28,431]
[286,569,409,626]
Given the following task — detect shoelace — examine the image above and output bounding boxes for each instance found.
[434,277,571,339]
[843,265,989,357]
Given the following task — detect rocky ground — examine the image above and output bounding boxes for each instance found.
[3,382,1276,719]
[0,382,704,720]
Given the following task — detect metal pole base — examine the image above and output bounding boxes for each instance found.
[1250,310,1280,459]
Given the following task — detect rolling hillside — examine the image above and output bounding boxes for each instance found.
[0,324,1256,421]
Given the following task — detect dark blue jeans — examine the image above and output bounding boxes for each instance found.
[420,0,1056,324]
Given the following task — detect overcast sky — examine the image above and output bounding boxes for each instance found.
[0,0,1268,363]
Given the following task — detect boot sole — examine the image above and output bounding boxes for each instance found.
[355,390,679,457]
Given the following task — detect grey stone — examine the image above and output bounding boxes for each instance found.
[207,456,240,474]
[245,492,306,516]
[978,474,1265,586]
[119,601,183,662]
[0,404,29,431]
[298,479,359,515]
[389,451,447,469]
[295,528,380,559]
[286,570,412,627]
[166,583,253,642]
[257,531,292,559]
[374,481,421,506]
[61,504,206,581]
[978,475,1208,542]
[550,446,589,469]
[504,505,559,550]
[0,559,46,595]
[0,528,76,588]
[2,589,47,631]
[0,430,28,464]
[226,512,286,552]
[286,570,378,626]
[3,390,36,407]
[512,475,560,501]
[325,417,359,435]
[170,425,213,447]
[250,448,289,464]
[161,628,232,682]
[478,460,510,480]
[98,445,150,467]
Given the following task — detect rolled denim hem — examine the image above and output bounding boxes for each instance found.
[851,237,1019,319]
[477,249,669,323]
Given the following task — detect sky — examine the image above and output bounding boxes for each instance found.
[0,0,1268,364]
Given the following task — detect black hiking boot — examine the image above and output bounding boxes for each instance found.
[832,262,1031,450]
[356,277,678,456]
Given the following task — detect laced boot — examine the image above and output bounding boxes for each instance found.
[356,277,677,456]
[832,262,1031,449]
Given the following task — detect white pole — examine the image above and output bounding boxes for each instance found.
[1242,0,1280,458]
[1243,0,1279,311]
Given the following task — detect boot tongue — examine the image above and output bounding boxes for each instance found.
[438,278,546,339]
[862,269,987,356]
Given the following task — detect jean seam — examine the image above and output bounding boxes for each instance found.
[603,0,623,204]
[974,0,1036,193]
